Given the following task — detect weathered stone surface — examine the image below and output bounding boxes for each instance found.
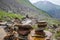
[0,28,7,40]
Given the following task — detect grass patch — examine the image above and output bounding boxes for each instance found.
[0,10,23,21]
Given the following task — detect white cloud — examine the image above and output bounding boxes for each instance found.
[29,0,60,5]
[29,0,41,3]
[48,0,60,5]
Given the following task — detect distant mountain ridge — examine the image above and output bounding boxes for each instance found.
[34,1,60,20]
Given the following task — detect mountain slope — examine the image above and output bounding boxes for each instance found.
[0,0,60,24]
[34,1,60,20]
[0,0,50,19]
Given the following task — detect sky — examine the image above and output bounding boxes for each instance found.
[29,0,60,5]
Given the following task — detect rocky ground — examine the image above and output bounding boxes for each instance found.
[0,28,7,40]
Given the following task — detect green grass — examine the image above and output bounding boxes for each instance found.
[46,18,60,25]
[55,31,60,38]
[0,10,23,21]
